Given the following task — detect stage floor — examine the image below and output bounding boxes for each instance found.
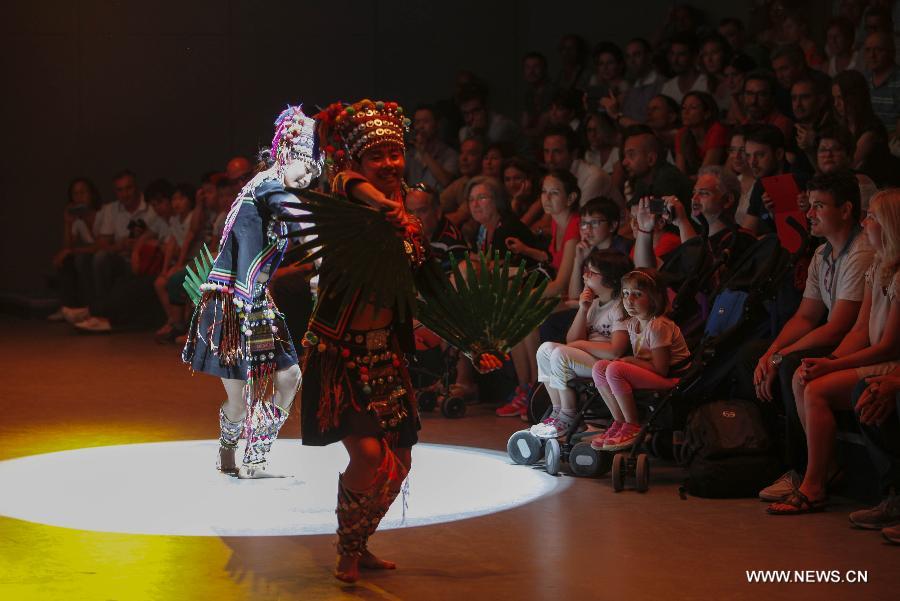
[1,316,897,600]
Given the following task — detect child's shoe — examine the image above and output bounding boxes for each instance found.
[602,422,642,451]
[590,421,623,450]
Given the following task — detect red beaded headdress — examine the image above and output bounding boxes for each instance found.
[315,99,410,177]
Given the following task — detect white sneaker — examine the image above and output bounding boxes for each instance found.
[74,316,112,333]
[61,306,90,324]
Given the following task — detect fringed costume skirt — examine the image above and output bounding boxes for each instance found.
[182,288,298,380]
[300,326,420,448]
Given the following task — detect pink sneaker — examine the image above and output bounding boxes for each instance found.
[496,384,532,417]
[496,396,527,417]
[602,422,642,451]
[590,421,623,450]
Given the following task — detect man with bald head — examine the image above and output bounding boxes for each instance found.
[864,31,900,129]
[620,126,692,207]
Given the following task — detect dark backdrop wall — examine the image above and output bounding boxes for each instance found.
[2,0,752,297]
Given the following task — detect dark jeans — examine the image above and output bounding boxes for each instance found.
[733,338,835,471]
[850,380,900,495]
[58,252,94,307]
[90,251,131,317]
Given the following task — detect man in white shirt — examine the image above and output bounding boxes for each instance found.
[542,126,623,209]
[78,170,160,332]
[659,33,708,104]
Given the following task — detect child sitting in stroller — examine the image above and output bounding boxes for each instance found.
[531,249,633,438]
[591,268,692,451]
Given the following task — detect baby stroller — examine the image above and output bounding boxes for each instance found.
[409,323,467,418]
[508,222,809,488]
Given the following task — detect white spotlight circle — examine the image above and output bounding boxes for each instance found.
[0,441,567,536]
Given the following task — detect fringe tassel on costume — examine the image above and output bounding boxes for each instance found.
[217,291,242,367]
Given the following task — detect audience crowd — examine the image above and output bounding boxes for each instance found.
[50,1,900,542]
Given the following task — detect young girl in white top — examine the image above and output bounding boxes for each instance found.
[767,190,900,515]
[591,268,691,451]
[531,250,633,438]
[154,183,197,338]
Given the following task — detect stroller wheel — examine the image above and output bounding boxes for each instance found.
[417,390,438,412]
[569,442,610,477]
[526,383,552,425]
[545,438,561,476]
[611,453,626,492]
[507,430,543,465]
[635,453,650,492]
[441,396,467,418]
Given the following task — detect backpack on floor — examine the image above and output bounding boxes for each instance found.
[679,399,781,498]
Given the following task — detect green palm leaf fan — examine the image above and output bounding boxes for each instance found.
[182,243,215,305]
[415,250,559,366]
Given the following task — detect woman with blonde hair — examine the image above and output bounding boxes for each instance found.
[768,189,900,514]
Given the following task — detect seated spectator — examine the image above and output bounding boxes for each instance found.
[75,170,163,333]
[823,16,861,77]
[832,69,900,187]
[790,76,833,173]
[458,85,526,156]
[726,127,756,225]
[744,172,872,501]
[635,166,755,270]
[481,143,506,179]
[50,177,102,323]
[543,125,623,208]
[718,17,769,71]
[441,137,484,232]
[863,31,900,131]
[521,52,557,143]
[547,88,582,131]
[506,169,580,298]
[847,367,900,542]
[768,189,900,515]
[660,33,709,104]
[621,126,693,209]
[406,104,459,191]
[605,93,681,162]
[531,249,632,438]
[813,127,878,212]
[618,38,663,122]
[465,175,541,268]
[722,54,759,125]
[778,13,825,70]
[404,184,467,273]
[741,124,810,235]
[675,91,728,176]
[582,112,623,185]
[460,175,544,416]
[153,183,197,341]
[741,70,795,144]
[590,268,692,451]
[554,33,591,91]
[698,32,733,113]
[585,41,629,113]
[501,157,544,229]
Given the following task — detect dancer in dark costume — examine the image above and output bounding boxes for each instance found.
[297,99,425,582]
[182,104,323,478]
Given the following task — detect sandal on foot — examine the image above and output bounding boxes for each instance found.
[766,488,826,515]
